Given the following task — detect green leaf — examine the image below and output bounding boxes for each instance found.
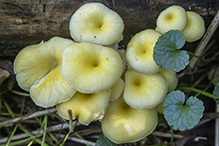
[95,133,117,146]
[163,90,205,131]
[213,82,219,97]
[153,30,189,72]
[213,83,219,104]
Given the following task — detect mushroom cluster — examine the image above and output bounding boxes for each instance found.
[13,3,205,144]
[156,5,205,42]
[153,5,205,114]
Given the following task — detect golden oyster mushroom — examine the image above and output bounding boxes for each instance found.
[101,96,158,144]
[156,5,188,34]
[69,2,124,45]
[62,42,123,93]
[126,29,162,74]
[14,37,76,108]
[123,69,167,109]
[56,89,111,126]
[182,11,205,42]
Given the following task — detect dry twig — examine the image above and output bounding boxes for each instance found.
[0,108,56,127]
[0,123,74,143]
[189,10,219,68]
[59,134,96,146]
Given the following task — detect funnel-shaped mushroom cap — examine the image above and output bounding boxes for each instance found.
[126,29,161,74]
[56,89,111,126]
[110,78,125,101]
[101,96,158,144]
[14,37,76,108]
[182,11,205,42]
[123,69,167,109]
[159,69,178,92]
[69,2,124,45]
[62,42,123,93]
[156,5,187,34]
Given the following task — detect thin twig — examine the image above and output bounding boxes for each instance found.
[59,134,96,146]
[152,131,207,141]
[0,108,56,127]
[152,131,183,139]
[0,122,80,143]
[112,0,116,9]
[189,10,219,68]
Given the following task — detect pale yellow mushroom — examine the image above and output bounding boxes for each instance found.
[56,89,111,125]
[123,69,167,109]
[62,42,123,93]
[14,37,76,108]
[69,2,124,45]
[126,29,162,74]
[182,11,205,42]
[110,78,125,101]
[159,69,178,92]
[101,96,158,144]
[157,100,164,114]
[156,5,188,34]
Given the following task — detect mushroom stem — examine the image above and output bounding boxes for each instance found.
[68,109,73,133]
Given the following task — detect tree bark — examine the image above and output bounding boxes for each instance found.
[0,0,218,56]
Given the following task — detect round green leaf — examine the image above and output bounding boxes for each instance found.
[96,133,117,146]
[213,82,219,97]
[153,30,189,72]
[163,90,205,131]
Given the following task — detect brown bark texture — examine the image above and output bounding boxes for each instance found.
[0,0,218,56]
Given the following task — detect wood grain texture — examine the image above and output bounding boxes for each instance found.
[0,0,218,56]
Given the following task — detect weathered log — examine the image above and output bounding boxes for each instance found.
[0,0,218,56]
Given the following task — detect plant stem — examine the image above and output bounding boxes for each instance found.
[9,90,30,97]
[60,132,71,146]
[42,115,48,146]
[177,87,218,99]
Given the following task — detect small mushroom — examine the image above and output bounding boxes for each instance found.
[101,96,158,144]
[123,69,167,109]
[62,42,123,93]
[14,37,76,108]
[110,78,125,101]
[69,2,124,45]
[156,5,188,34]
[182,11,205,42]
[56,89,111,125]
[126,29,162,74]
[157,101,164,114]
[157,70,178,114]
[159,69,178,92]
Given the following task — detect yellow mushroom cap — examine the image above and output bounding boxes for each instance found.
[123,69,167,109]
[62,42,123,93]
[14,37,76,108]
[101,96,158,144]
[56,89,111,126]
[159,69,178,92]
[69,2,124,45]
[156,5,188,34]
[182,11,205,42]
[110,78,125,101]
[126,29,161,74]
